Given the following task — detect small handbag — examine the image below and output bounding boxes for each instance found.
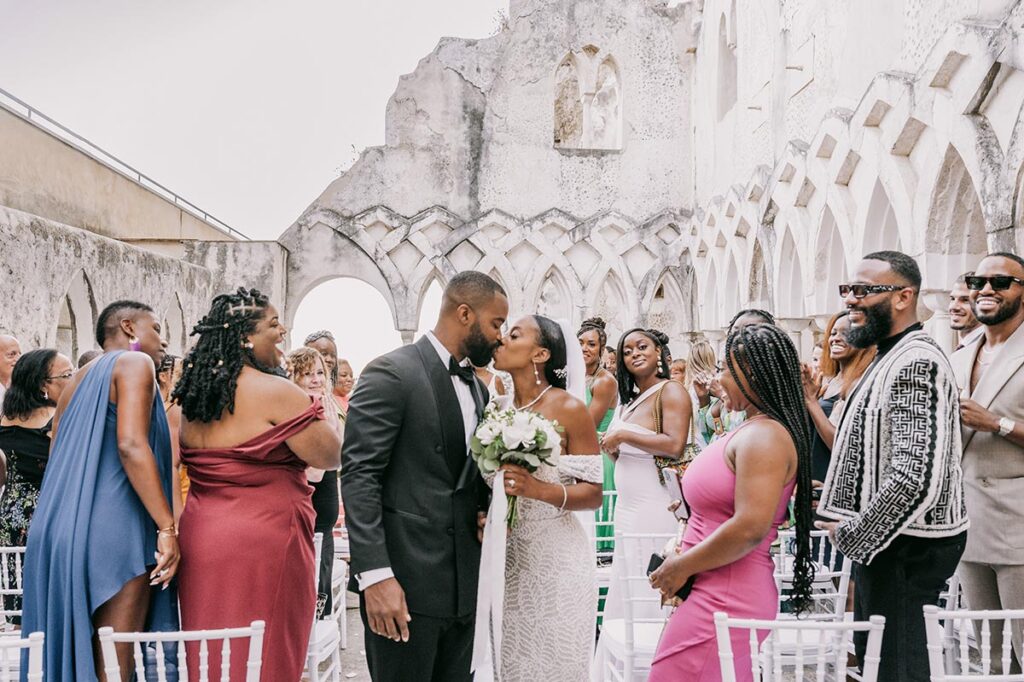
[652,380,701,486]
[647,491,696,606]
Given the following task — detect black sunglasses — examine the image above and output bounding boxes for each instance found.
[838,284,905,299]
[964,275,1024,291]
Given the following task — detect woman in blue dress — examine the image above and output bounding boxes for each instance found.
[21,300,179,681]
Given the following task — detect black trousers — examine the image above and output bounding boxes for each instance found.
[854,531,967,682]
[312,471,340,614]
[359,595,474,682]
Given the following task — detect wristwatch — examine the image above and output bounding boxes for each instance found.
[998,417,1016,437]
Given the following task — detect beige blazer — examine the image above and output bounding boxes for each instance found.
[951,322,1024,564]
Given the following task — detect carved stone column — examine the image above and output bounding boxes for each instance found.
[777,317,813,360]
[920,289,955,355]
[399,329,417,345]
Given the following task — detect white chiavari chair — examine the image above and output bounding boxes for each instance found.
[715,612,885,682]
[595,490,617,623]
[597,532,674,682]
[924,604,1024,680]
[773,529,852,621]
[0,547,26,632]
[305,532,341,681]
[98,622,264,682]
[0,631,42,682]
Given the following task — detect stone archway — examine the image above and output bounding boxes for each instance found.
[55,269,97,360]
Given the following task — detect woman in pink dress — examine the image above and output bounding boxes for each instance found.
[648,323,815,681]
[173,288,342,681]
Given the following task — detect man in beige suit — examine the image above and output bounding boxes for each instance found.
[952,252,1024,673]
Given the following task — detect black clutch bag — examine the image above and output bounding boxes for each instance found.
[646,553,697,601]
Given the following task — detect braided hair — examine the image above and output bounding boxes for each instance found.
[724,323,815,613]
[727,308,775,334]
[616,328,671,405]
[532,315,568,390]
[172,287,272,423]
[577,316,608,349]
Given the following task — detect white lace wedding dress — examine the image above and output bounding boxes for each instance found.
[484,445,603,681]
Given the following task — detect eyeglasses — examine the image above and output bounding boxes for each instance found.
[964,275,1024,291]
[838,284,905,299]
[47,371,74,381]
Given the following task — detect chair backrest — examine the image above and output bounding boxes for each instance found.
[595,490,617,564]
[924,604,1024,680]
[98,621,265,682]
[613,532,674,649]
[0,547,26,629]
[715,612,885,682]
[773,529,851,620]
[0,631,44,682]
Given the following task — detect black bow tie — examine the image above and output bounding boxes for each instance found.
[448,357,476,385]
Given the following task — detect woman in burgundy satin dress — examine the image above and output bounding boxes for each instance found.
[173,288,342,681]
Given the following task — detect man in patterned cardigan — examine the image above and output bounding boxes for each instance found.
[818,251,968,682]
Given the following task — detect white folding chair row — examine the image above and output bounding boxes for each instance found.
[0,631,42,682]
[0,547,26,631]
[773,529,852,622]
[924,604,1024,680]
[715,612,885,682]
[306,532,341,682]
[98,622,264,682]
[597,532,674,682]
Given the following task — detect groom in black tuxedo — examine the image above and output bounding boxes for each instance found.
[341,271,508,682]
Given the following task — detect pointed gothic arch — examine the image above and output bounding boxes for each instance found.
[55,269,97,361]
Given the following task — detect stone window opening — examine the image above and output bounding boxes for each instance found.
[553,47,622,151]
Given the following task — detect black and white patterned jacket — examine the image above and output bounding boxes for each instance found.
[819,329,968,564]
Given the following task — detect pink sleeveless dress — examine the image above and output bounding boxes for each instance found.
[178,397,323,682]
[648,423,795,682]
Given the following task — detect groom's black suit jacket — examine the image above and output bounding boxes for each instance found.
[341,335,489,619]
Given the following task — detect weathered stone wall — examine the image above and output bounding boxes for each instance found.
[296,0,695,222]
[0,205,213,357]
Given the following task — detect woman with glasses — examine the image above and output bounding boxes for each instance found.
[0,349,73,619]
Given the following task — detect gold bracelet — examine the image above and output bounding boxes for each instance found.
[158,524,177,537]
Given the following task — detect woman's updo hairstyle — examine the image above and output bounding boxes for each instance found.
[615,327,672,404]
[532,315,568,390]
[173,287,272,423]
[577,316,608,349]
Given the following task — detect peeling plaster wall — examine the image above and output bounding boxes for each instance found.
[0,205,212,351]
[183,240,288,309]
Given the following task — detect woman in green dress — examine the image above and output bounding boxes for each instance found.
[577,318,618,562]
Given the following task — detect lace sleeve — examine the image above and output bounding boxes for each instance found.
[558,454,603,484]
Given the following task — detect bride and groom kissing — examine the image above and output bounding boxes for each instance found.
[341,271,604,682]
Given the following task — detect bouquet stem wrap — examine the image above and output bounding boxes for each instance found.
[470,469,509,682]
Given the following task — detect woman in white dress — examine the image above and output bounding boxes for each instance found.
[476,315,603,682]
[596,328,692,625]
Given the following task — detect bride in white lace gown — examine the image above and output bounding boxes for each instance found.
[474,315,604,682]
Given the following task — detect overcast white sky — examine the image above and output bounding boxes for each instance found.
[1,0,507,372]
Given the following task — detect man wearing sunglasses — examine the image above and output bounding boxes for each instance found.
[818,251,967,682]
[951,252,1024,674]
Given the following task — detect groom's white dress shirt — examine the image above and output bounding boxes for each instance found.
[355,331,480,591]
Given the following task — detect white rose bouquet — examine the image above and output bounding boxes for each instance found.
[470,405,563,528]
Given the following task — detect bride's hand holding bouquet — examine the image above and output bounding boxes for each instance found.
[471,405,563,528]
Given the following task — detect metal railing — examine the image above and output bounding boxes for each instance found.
[0,85,248,241]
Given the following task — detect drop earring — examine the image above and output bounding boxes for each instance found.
[533,363,541,385]
[242,340,254,350]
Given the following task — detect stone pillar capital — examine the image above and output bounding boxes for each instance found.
[776,317,813,333]
[399,329,417,345]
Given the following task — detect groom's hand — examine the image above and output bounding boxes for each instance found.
[477,511,487,543]
[365,577,411,643]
